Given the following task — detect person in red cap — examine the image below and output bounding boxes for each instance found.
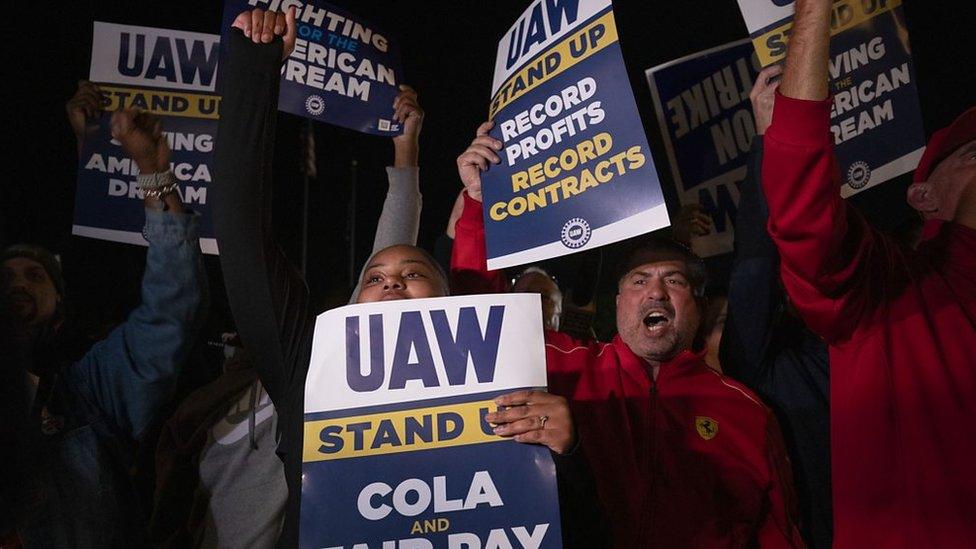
[761,1,976,547]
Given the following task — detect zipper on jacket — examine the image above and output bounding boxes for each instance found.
[638,374,659,543]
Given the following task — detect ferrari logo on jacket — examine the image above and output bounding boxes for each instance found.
[695,416,718,440]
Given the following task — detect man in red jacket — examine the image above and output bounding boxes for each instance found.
[456,124,803,547]
[762,1,976,547]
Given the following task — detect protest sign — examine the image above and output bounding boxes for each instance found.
[482,0,670,270]
[74,22,220,254]
[300,294,562,548]
[736,0,925,197]
[647,39,760,257]
[222,0,404,136]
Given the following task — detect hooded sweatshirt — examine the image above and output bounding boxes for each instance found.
[762,93,976,547]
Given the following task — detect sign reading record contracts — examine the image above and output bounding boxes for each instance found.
[481,0,670,270]
[299,294,562,548]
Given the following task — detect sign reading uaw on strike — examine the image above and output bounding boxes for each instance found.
[222,0,404,136]
[647,40,761,257]
[736,0,925,197]
[483,0,669,269]
[299,294,562,548]
[75,22,220,253]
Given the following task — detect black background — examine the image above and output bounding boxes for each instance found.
[3,0,973,341]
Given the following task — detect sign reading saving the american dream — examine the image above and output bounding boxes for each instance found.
[299,294,562,548]
[647,40,761,257]
[222,0,404,136]
[481,0,670,270]
[75,22,220,254]
[736,0,925,197]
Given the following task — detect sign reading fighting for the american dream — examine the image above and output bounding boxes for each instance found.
[75,22,220,254]
[736,0,925,197]
[300,294,562,548]
[222,0,404,136]
[481,0,670,270]
[647,40,761,257]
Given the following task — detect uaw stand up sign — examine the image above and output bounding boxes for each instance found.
[299,294,562,548]
[481,0,670,270]
[736,0,925,197]
[75,23,221,253]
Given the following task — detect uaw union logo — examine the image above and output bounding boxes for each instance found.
[305,94,325,116]
[695,416,719,440]
[560,218,592,249]
[846,161,872,189]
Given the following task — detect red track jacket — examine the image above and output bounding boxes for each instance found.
[762,94,976,547]
[452,194,803,547]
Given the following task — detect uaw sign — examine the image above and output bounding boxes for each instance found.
[736,0,925,197]
[300,294,562,548]
[481,0,670,269]
[647,39,761,257]
[75,22,221,253]
[222,0,405,136]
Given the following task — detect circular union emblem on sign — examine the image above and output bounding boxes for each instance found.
[560,218,592,249]
[847,161,871,189]
[305,95,325,116]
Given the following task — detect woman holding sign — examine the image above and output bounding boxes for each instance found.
[213,8,579,547]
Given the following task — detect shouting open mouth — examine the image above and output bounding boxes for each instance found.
[642,308,672,335]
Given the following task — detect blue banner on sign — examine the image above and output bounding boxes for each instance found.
[481,0,669,270]
[825,9,924,196]
[735,1,925,197]
[647,39,760,257]
[74,113,218,253]
[222,0,404,136]
[299,391,562,548]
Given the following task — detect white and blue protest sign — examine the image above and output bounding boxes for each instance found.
[300,294,562,548]
[222,0,404,136]
[482,0,670,270]
[736,0,925,197]
[75,22,220,254]
[647,40,761,257]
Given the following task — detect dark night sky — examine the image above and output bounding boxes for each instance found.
[3,0,973,339]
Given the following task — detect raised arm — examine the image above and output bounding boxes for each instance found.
[349,86,424,302]
[762,0,898,342]
[73,110,205,440]
[212,8,313,406]
[720,66,783,383]
[450,121,508,294]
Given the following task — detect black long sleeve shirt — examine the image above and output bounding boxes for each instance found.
[213,31,314,548]
[719,138,833,548]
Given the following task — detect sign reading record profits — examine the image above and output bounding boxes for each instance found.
[479,0,671,270]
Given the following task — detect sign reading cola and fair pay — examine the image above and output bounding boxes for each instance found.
[481,0,670,270]
[299,294,562,548]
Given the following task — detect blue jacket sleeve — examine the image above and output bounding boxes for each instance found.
[69,208,206,440]
[719,138,781,385]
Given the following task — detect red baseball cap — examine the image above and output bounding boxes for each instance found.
[914,107,976,183]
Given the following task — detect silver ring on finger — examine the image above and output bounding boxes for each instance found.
[539,415,549,429]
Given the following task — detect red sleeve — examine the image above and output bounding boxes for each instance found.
[450,193,508,295]
[761,92,898,342]
[757,413,805,547]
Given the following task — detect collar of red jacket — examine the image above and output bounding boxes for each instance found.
[611,334,708,384]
